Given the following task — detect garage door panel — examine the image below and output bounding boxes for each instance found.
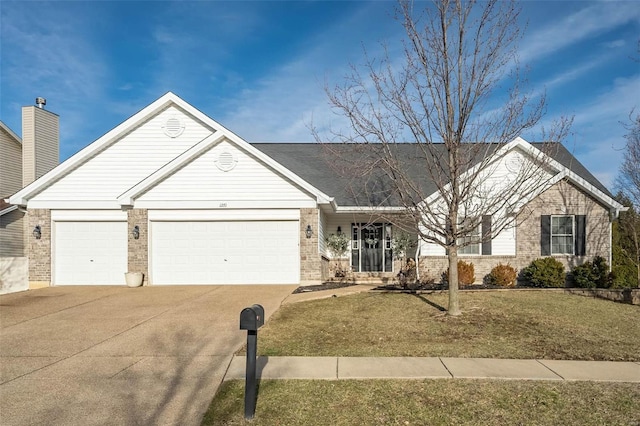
[151,220,299,285]
[54,221,127,285]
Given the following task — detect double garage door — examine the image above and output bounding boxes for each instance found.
[54,219,299,285]
[151,221,299,284]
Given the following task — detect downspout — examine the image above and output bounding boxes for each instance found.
[415,239,421,281]
[609,213,613,272]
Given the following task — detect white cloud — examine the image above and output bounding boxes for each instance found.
[520,2,640,64]
[1,3,110,154]
[572,75,640,130]
[558,75,640,189]
[602,39,626,48]
[207,3,396,143]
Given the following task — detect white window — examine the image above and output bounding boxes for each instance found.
[458,222,480,255]
[551,215,574,255]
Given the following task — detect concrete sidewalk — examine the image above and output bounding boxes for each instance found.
[225,356,640,382]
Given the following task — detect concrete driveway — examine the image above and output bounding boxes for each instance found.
[0,285,296,425]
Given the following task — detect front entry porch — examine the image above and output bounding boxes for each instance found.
[350,223,394,273]
[320,212,418,285]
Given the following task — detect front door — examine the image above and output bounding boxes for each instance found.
[351,223,393,272]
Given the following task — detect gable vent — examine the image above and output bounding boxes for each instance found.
[163,116,185,138]
[215,151,237,172]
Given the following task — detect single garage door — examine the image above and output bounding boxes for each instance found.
[54,221,127,285]
[151,221,299,285]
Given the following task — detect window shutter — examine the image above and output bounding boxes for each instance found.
[482,215,492,255]
[541,215,551,256]
[575,215,586,256]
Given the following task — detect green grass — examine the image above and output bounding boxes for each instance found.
[203,380,640,425]
[257,291,640,360]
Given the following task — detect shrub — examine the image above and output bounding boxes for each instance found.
[485,263,518,287]
[571,256,613,288]
[520,257,565,288]
[325,232,350,277]
[444,260,476,287]
[612,262,638,288]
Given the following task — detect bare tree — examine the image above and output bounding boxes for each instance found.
[315,0,571,315]
[615,113,640,286]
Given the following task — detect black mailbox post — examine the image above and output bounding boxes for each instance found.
[239,304,264,419]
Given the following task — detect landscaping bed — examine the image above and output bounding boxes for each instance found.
[292,281,357,294]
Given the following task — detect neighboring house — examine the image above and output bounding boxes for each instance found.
[1,99,59,294]
[1,121,24,257]
[9,92,624,288]
[0,100,59,258]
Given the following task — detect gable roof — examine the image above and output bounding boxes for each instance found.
[532,142,610,196]
[8,92,621,213]
[252,140,622,211]
[10,92,332,206]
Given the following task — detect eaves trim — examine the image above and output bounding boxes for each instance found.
[0,205,18,217]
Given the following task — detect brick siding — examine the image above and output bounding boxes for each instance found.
[127,209,148,285]
[419,180,611,283]
[26,209,51,286]
[300,208,322,285]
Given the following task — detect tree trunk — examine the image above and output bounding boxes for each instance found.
[447,246,461,316]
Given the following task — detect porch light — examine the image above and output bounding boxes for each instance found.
[132,225,140,240]
[337,226,342,235]
[305,224,313,239]
[33,225,41,240]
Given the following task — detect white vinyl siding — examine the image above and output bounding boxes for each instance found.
[54,221,127,285]
[421,220,516,256]
[30,106,213,203]
[491,223,516,255]
[318,209,327,255]
[150,220,299,285]
[137,141,313,204]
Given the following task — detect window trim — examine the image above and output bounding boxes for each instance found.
[550,215,575,255]
[458,221,481,255]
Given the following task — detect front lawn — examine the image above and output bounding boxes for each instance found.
[203,380,640,425]
[257,291,640,361]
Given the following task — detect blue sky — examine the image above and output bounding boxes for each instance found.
[1,1,638,191]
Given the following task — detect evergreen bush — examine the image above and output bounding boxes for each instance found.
[571,256,613,288]
[520,257,565,288]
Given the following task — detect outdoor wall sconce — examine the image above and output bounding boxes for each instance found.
[305,224,313,239]
[337,226,342,235]
[33,225,42,240]
[132,225,140,240]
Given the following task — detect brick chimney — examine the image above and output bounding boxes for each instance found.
[22,97,59,187]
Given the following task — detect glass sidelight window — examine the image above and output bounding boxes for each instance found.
[351,223,393,272]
